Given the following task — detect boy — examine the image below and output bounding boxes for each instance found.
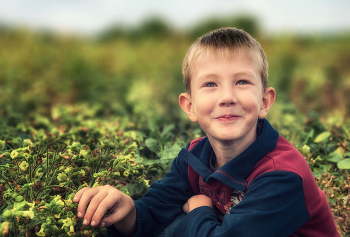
[73,27,339,237]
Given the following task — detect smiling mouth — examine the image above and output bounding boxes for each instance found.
[216,114,239,121]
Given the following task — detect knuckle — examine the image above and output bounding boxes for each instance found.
[90,197,102,206]
[81,191,89,198]
[79,187,91,193]
[109,188,120,195]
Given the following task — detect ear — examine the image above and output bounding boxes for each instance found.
[179,93,198,122]
[258,87,276,119]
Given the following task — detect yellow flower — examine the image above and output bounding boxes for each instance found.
[22,208,35,219]
[24,153,30,160]
[65,198,73,206]
[57,173,67,182]
[56,199,64,207]
[301,145,310,155]
[0,140,5,149]
[78,170,85,177]
[20,161,29,171]
[68,225,75,236]
[23,140,32,146]
[37,227,46,236]
[62,218,72,228]
[53,195,62,201]
[10,150,18,159]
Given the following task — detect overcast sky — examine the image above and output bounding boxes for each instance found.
[0,0,349,35]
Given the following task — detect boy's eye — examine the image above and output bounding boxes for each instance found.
[204,82,216,87]
[236,80,249,85]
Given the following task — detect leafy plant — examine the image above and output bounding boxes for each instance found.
[0,108,149,237]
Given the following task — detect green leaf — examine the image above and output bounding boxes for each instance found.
[314,131,331,143]
[303,129,314,144]
[142,159,161,166]
[337,158,350,169]
[327,153,342,163]
[145,138,159,153]
[161,144,182,160]
[134,182,144,194]
[123,184,135,197]
[161,124,175,137]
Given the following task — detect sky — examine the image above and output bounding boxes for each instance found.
[0,0,349,35]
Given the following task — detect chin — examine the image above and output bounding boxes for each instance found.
[217,135,238,142]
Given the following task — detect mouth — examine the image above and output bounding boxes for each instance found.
[216,114,239,121]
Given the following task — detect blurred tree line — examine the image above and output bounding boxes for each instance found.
[0,15,350,127]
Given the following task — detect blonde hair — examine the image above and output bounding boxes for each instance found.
[182,27,268,94]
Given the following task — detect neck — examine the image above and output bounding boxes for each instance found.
[208,132,257,169]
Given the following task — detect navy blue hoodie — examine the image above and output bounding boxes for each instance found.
[108,119,339,237]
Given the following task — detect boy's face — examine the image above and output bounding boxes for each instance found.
[179,51,275,147]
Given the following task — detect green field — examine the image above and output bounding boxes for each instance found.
[1,17,350,236]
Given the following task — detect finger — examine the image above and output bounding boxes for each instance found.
[73,187,92,203]
[97,202,120,228]
[76,188,99,220]
[83,190,110,227]
[95,189,135,228]
[96,191,131,228]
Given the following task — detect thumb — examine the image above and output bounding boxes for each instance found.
[99,215,118,228]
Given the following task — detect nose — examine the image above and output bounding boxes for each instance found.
[218,88,237,107]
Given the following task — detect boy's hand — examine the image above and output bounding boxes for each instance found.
[73,185,136,236]
[183,194,213,214]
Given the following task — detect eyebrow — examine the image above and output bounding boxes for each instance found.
[197,70,257,81]
[233,71,257,78]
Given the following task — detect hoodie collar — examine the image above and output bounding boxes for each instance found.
[178,119,279,191]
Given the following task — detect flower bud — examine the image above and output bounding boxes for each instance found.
[3,193,13,201]
[68,225,75,236]
[57,173,67,182]
[15,196,24,202]
[3,210,12,220]
[37,226,46,236]
[33,181,42,191]
[51,206,61,214]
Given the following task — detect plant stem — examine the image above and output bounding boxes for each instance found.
[46,147,49,182]
[34,185,75,201]
[0,171,13,190]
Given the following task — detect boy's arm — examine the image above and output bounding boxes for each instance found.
[182,194,213,214]
[172,171,321,237]
[108,155,195,237]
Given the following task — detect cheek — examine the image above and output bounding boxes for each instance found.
[195,97,213,114]
[239,93,262,115]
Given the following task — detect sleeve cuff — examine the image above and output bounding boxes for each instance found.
[173,206,217,235]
